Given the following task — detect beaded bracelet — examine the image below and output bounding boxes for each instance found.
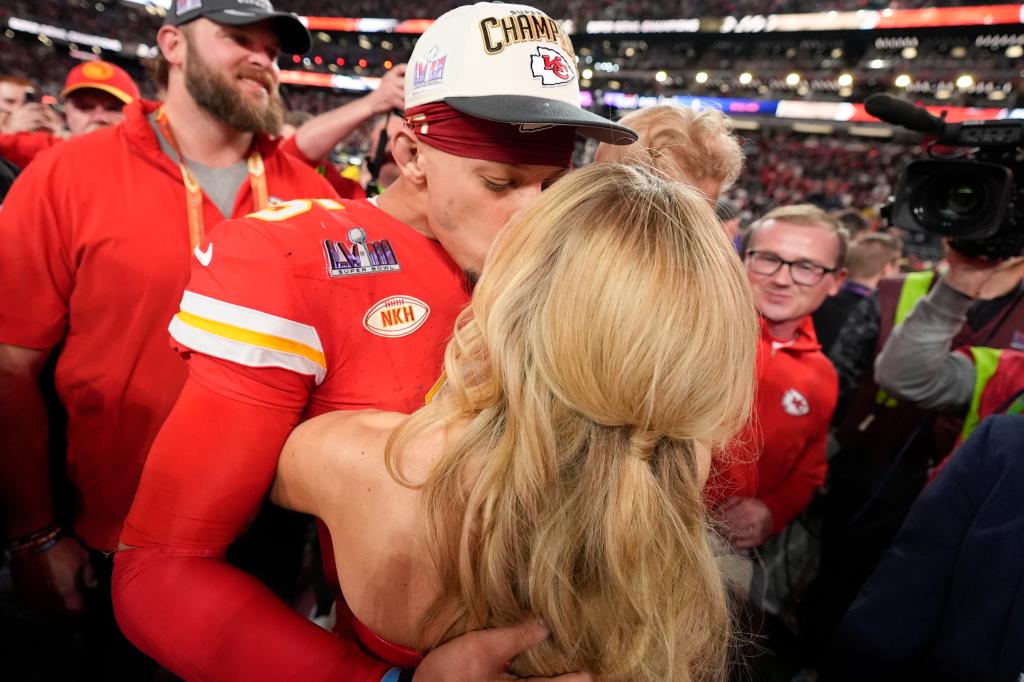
[8,524,63,555]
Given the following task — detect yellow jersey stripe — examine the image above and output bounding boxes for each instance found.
[175,311,327,369]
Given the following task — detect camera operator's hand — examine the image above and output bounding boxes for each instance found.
[942,242,1024,300]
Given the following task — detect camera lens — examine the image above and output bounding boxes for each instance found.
[914,173,991,233]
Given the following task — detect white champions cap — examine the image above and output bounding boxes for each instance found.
[404,2,637,145]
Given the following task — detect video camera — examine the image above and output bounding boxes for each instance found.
[865,93,1024,259]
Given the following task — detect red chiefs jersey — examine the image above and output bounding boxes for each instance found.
[168,197,470,417]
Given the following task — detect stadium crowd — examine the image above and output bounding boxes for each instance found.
[1,0,1002,25]
[1,1,1023,682]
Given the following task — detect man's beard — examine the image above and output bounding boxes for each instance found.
[184,39,284,136]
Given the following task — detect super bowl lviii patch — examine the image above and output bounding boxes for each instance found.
[324,227,400,277]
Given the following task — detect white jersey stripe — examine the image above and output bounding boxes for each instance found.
[178,290,325,354]
[169,316,327,384]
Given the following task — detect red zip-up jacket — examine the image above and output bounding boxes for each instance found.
[707,316,837,534]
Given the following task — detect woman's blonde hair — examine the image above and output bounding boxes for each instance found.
[596,105,744,193]
[386,163,758,681]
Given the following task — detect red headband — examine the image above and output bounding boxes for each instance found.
[405,102,576,168]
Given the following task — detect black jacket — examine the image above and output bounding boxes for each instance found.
[827,414,1024,681]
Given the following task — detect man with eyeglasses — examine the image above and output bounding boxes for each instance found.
[709,204,848,551]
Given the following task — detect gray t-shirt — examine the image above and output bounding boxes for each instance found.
[150,114,249,219]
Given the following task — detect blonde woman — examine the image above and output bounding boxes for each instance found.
[271,163,759,681]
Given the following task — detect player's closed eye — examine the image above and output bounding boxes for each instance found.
[482,178,514,192]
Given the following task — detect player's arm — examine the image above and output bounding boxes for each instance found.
[114,371,400,682]
[110,208,395,680]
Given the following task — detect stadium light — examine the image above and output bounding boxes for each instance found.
[901,47,917,59]
[894,74,912,88]
[837,73,853,87]
[695,71,709,84]
[956,74,975,90]
[655,70,668,83]
[738,72,753,85]
[582,68,594,80]
[785,72,801,87]
[1007,45,1023,59]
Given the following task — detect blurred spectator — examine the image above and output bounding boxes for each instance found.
[832,208,871,242]
[710,204,847,551]
[0,75,34,132]
[594,104,743,203]
[0,61,140,168]
[813,244,1024,657]
[0,2,334,677]
[826,415,1024,681]
[280,108,314,138]
[715,197,742,241]
[814,232,903,354]
[61,62,139,135]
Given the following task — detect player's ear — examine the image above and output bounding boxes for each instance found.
[392,128,426,187]
[157,25,187,68]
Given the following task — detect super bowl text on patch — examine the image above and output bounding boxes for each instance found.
[324,227,400,277]
[363,296,431,338]
[412,44,447,91]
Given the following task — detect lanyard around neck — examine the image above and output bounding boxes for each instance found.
[155,107,269,249]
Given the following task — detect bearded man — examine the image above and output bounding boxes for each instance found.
[0,2,336,676]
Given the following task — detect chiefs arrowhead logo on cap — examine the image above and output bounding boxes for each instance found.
[530,46,575,86]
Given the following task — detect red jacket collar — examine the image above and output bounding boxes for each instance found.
[760,315,822,353]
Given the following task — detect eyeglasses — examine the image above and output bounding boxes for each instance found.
[745,250,839,286]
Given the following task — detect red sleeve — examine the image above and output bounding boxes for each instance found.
[114,550,391,682]
[0,131,58,170]
[169,211,327,409]
[116,378,391,681]
[0,150,72,349]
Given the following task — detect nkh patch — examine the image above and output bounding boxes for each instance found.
[363,296,430,338]
[324,227,400,277]
[781,388,810,417]
[530,46,574,86]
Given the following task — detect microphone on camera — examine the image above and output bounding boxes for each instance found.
[864,94,947,137]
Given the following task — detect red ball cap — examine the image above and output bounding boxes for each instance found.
[62,61,141,105]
